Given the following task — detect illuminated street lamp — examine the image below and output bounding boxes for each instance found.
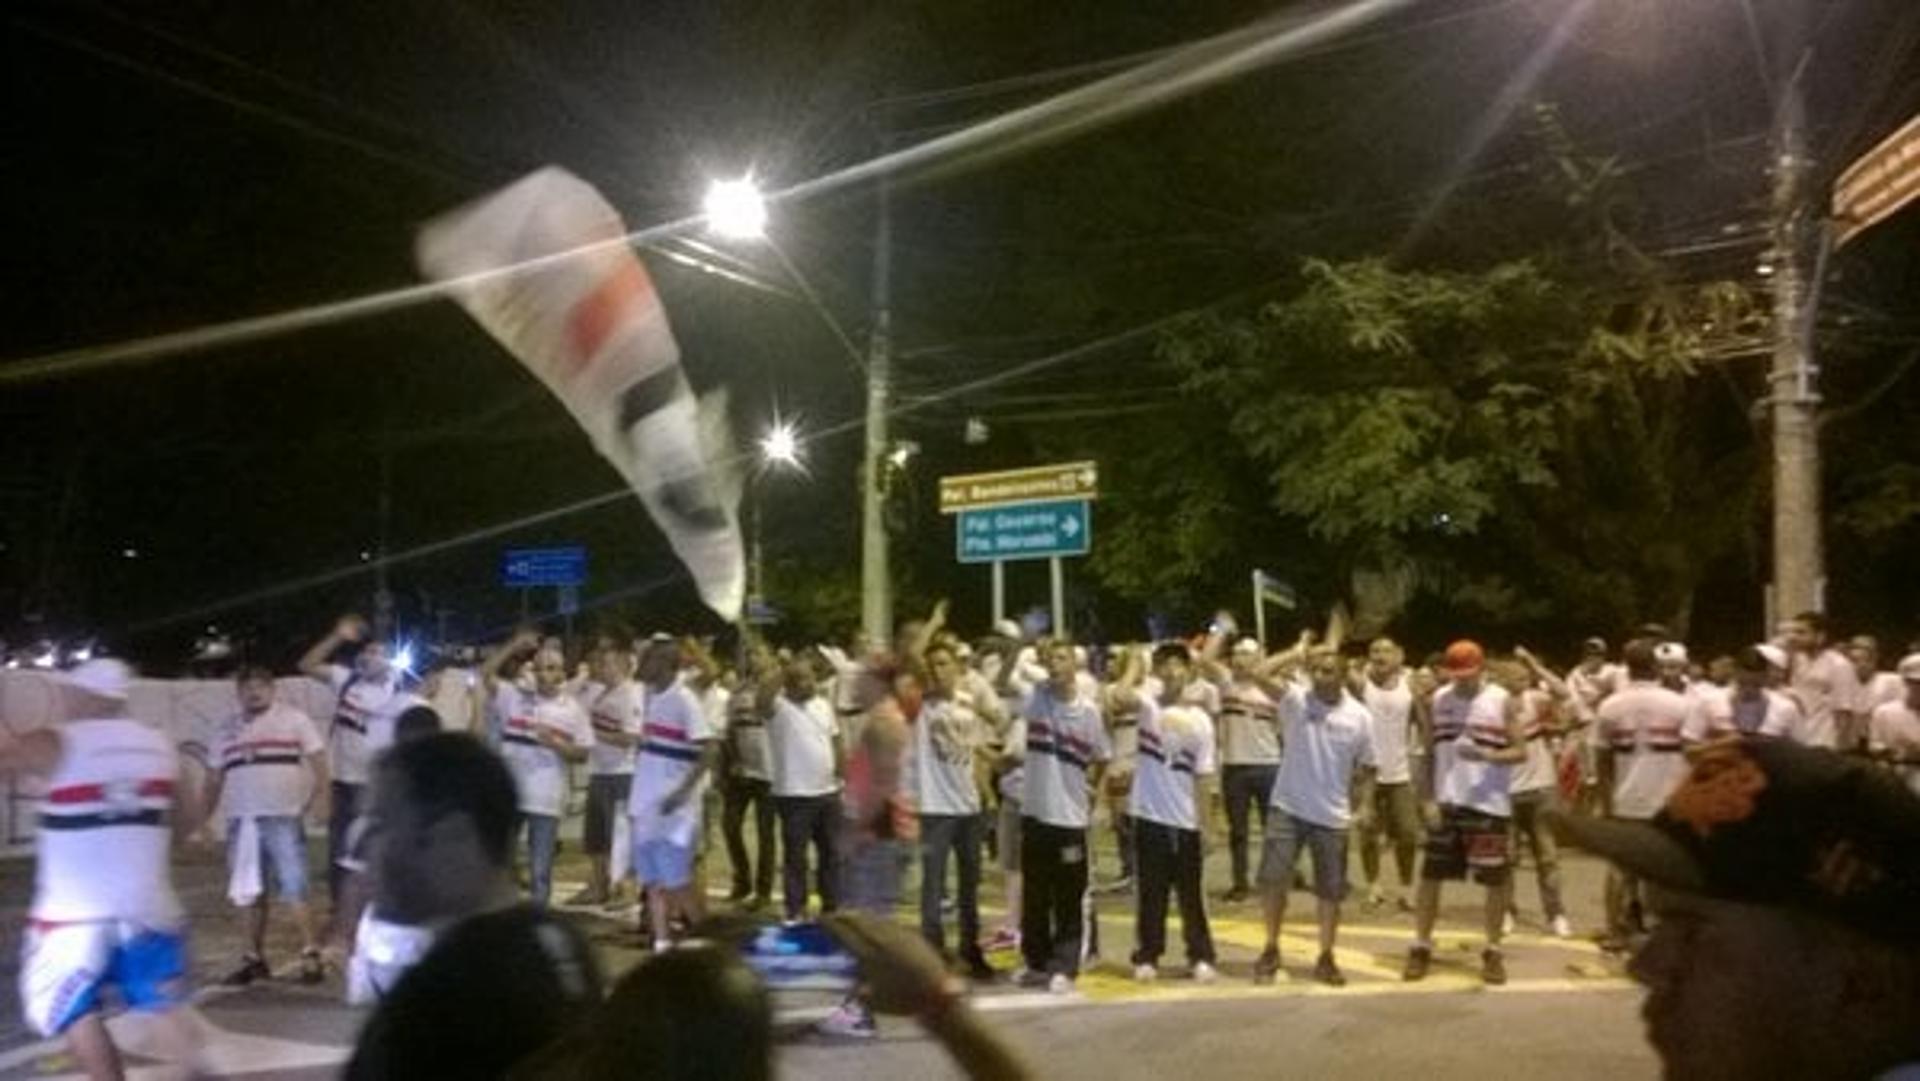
[749,420,805,615]
[703,176,768,241]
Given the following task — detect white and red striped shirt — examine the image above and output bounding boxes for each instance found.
[629,682,715,844]
[32,719,182,926]
[213,704,324,818]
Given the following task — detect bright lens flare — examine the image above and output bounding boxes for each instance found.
[703,177,768,240]
[759,423,802,468]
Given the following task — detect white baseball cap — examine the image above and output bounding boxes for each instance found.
[62,659,131,702]
[991,619,1023,641]
[1654,642,1689,665]
[1899,653,1920,683]
[1232,637,1263,656]
[1756,644,1790,671]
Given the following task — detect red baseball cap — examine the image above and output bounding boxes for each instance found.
[1440,640,1485,677]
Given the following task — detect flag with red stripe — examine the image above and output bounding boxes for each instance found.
[415,168,745,619]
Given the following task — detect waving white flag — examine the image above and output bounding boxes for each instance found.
[416,168,744,620]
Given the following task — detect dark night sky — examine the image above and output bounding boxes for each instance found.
[3,0,1915,666]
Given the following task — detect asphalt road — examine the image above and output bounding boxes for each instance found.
[0,824,1661,1080]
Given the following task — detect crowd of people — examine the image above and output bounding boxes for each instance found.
[2,603,1918,1079]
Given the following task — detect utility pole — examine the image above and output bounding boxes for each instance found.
[860,133,894,649]
[1767,49,1824,624]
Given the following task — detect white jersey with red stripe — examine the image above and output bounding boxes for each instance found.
[1597,681,1693,819]
[629,681,715,844]
[1510,689,1560,795]
[324,665,403,786]
[32,719,183,926]
[1431,681,1514,817]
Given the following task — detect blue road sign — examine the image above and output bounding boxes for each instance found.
[956,499,1091,564]
[502,546,587,588]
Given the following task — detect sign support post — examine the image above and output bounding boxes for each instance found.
[1049,557,1066,638]
[991,561,1006,627]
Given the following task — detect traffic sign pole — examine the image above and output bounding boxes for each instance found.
[991,560,1006,627]
[1050,557,1066,638]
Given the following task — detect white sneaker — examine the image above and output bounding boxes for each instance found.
[1048,973,1074,995]
[817,1002,877,1039]
[1191,961,1219,984]
[1133,963,1158,983]
[1502,911,1515,935]
[1550,914,1573,939]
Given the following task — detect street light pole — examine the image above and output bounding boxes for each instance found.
[860,147,894,649]
[1767,49,1824,625]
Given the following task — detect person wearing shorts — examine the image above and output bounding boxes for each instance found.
[1254,646,1374,986]
[1406,641,1528,986]
[202,666,330,985]
[5,660,202,1080]
[629,639,718,951]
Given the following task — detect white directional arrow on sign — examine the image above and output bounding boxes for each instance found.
[1061,515,1081,537]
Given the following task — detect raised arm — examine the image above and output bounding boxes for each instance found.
[1514,646,1571,701]
[299,615,366,682]
[479,629,541,694]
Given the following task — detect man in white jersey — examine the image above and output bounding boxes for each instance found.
[631,638,719,949]
[201,665,328,985]
[1118,641,1218,982]
[573,634,643,907]
[299,614,404,908]
[1198,633,1281,902]
[1497,650,1573,938]
[1352,638,1422,911]
[3,661,203,1080]
[1848,635,1906,718]
[914,642,998,980]
[1255,645,1374,986]
[763,653,842,922]
[1781,611,1862,751]
[1594,638,1693,950]
[980,635,1029,952]
[1691,645,1804,741]
[479,633,593,907]
[1868,654,1920,795]
[1018,639,1111,993]
[1404,640,1528,985]
[720,644,777,909]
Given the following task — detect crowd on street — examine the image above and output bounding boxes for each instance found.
[3,604,1919,1080]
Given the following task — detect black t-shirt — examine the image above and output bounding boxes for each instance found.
[345,904,603,1081]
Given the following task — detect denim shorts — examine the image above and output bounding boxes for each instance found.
[1258,813,1348,901]
[228,815,309,902]
[634,838,696,890]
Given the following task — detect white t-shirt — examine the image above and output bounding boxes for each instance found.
[1022,682,1111,829]
[1105,687,1142,773]
[915,688,988,816]
[1270,685,1375,829]
[1131,700,1216,831]
[1567,663,1624,723]
[1216,678,1281,765]
[322,664,403,786]
[1869,699,1920,795]
[1790,648,1862,749]
[1688,686,1802,741]
[582,680,644,777]
[1858,672,1905,716]
[33,719,183,925]
[768,695,840,798]
[727,686,773,782]
[1509,689,1559,795]
[214,704,324,819]
[1597,681,1692,819]
[630,682,716,844]
[498,687,593,818]
[1361,672,1415,785]
[1431,682,1515,817]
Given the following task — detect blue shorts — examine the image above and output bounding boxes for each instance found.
[634,838,696,889]
[227,816,310,902]
[21,922,187,1037]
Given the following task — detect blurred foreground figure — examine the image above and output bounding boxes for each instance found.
[1,660,204,1081]
[1555,740,1920,1081]
[346,734,601,1080]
